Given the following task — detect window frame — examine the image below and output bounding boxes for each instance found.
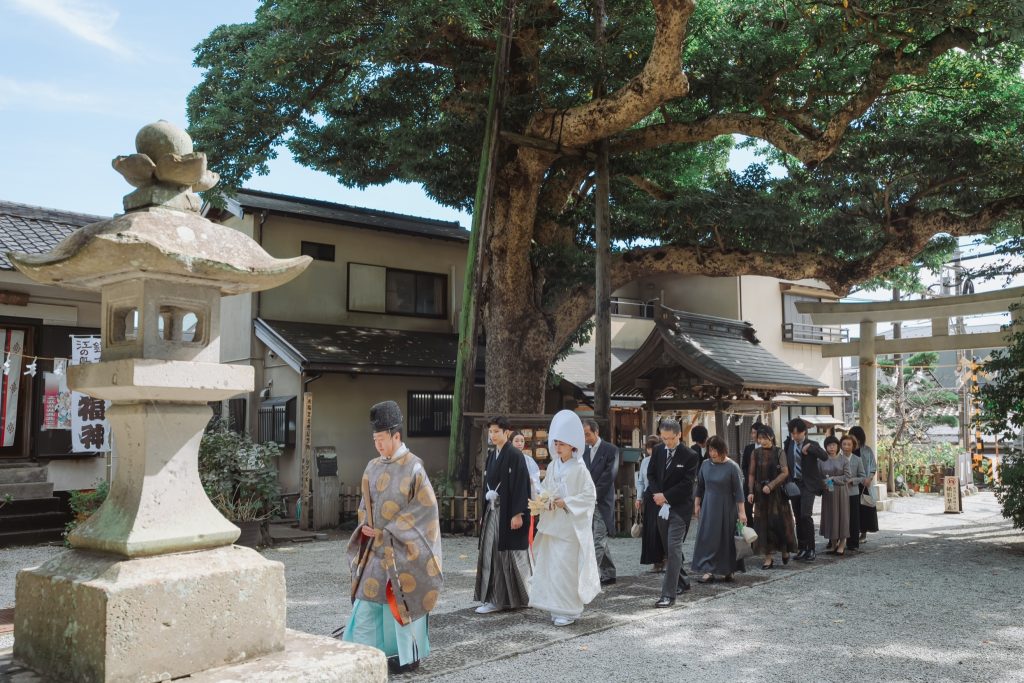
[407,390,453,437]
[347,262,448,319]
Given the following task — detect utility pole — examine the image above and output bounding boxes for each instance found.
[447,1,515,485]
[593,0,612,429]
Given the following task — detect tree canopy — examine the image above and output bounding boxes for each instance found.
[189,0,1024,411]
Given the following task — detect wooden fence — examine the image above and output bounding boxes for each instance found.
[340,485,638,536]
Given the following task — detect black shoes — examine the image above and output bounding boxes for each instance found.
[676,582,691,595]
[795,549,808,561]
[800,550,816,562]
[387,657,420,674]
[600,577,617,586]
[654,596,675,608]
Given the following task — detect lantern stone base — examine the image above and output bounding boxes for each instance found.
[1,631,387,683]
[13,545,288,683]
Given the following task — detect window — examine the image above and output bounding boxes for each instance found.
[348,263,447,318]
[408,391,453,437]
[301,241,336,261]
[257,396,296,446]
[781,293,848,344]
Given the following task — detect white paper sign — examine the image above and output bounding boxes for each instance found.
[71,336,111,452]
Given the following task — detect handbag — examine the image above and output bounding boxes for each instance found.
[860,484,876,508]
[734,520,756,560]
[783,481,801,498]
[734,534,754,560]
[630,518,643,538]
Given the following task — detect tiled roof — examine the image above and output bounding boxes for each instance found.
[255,318,483,378]
[0,200,106,270]
[664,311,826,392]
[225,189,469,243]
[609,310,826,397]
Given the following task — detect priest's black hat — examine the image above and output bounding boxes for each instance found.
[370,400,403,433]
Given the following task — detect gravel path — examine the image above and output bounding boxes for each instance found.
[2,492,1022,683]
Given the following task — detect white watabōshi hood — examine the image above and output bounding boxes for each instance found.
[547,409,586,460]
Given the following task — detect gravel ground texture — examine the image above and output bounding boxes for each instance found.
[2,491,1022,683]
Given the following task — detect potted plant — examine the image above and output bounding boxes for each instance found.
[199,418,281,548]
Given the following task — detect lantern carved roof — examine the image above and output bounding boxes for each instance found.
[7,121,310,294]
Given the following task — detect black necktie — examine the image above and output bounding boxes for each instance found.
[583,445,592,468]
[665,446,675,473]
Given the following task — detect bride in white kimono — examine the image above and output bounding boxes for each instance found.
[529,410,602,626]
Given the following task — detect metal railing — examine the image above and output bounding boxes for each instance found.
[783,322,849,345]
[609,297,656,319]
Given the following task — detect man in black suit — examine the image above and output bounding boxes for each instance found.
[690,425,709,464]
[583,419,619,586]
[787,418,829,562]
[647,418,700,607]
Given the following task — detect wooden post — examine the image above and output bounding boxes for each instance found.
[858,321,877,476]
[447,0,514,485]
[593,0,611,425]
[299,391,314,530]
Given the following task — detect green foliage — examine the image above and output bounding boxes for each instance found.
[199,418,282,522]
[977,310,1024,528]
[877,439,960,488]
[189,2,1024,286]
[1,492,12,511]
[992,451,1024,530]
[64,479,110,541]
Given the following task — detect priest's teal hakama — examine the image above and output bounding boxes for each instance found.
[344,433,443,668]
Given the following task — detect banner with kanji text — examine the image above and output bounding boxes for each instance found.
[70,336,110,452]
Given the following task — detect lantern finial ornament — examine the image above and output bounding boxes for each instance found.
[112,119,220,212]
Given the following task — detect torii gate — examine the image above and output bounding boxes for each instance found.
[796,285,1024,451]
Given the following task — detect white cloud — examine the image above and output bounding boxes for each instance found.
[8,0,133,57]
[0,76,106,112]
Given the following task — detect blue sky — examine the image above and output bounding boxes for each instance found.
[0,0,473,224]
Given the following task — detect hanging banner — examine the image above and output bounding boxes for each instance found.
[41,361,72,431]
[0,328,25,447]
[70,336,111,452]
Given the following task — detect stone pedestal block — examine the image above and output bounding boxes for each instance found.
[14,546,284,683]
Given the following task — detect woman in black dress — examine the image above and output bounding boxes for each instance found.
[747,426,796,569]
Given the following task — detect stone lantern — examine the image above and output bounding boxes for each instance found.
[4,122,385,682]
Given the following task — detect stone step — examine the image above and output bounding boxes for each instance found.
[0,510,68,533]
[0,481,54,500]
[0,526,65,547]
[1,497,62,515]
[0,467,47,485]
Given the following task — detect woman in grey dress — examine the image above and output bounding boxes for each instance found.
[841,434,863,551]
[819,435,851,556]
[692,436,748,583]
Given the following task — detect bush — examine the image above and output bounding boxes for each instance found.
[994,450,1024,530]
[65,479,110,541]
[199,418,282,521]
[877,440,962,489]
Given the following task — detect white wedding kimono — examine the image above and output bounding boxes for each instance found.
[529,455,601,619]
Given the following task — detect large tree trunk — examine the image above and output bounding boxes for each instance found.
[480,150,559,416]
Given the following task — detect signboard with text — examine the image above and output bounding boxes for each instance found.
[71,336,111,452]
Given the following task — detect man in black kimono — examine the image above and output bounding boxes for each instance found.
[473,415,532,613]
